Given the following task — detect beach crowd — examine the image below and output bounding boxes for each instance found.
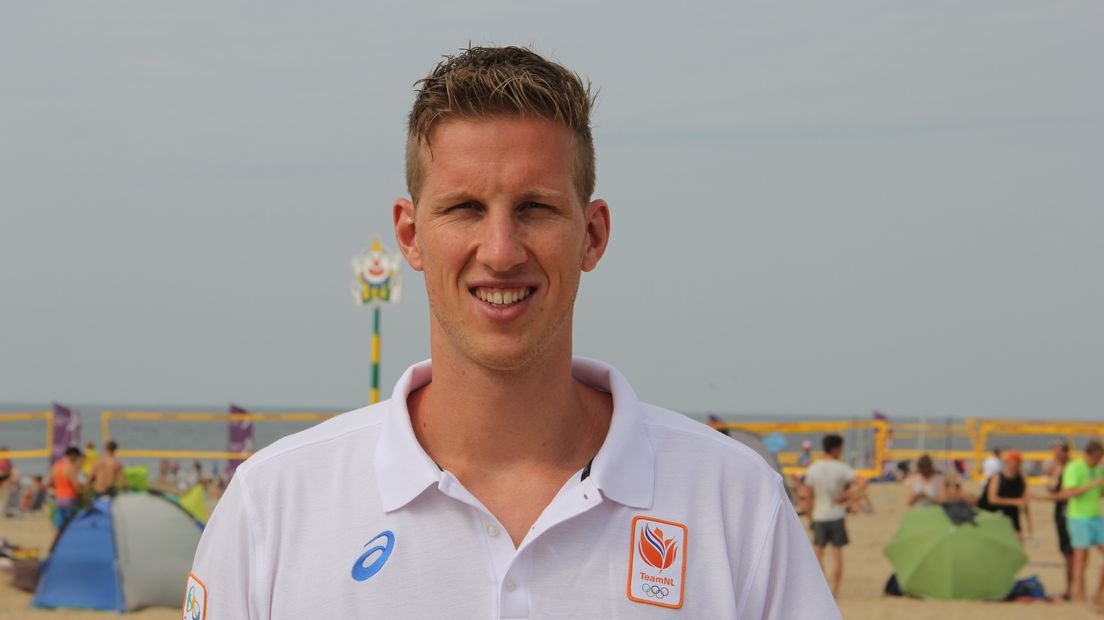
[792,434,1104,609]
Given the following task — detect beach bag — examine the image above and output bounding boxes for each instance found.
[12,558,40,593]
[125,466,149,492]
[884,573,903,597]
[942,501,978,526]
[1006,575,1046,600]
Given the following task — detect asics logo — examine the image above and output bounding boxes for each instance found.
[351,531,395,582]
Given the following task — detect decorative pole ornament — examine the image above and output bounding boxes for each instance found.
[352,237,403,404]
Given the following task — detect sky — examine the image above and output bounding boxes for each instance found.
[1,1,1101,420]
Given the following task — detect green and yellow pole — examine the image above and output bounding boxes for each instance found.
[370,305,381,404]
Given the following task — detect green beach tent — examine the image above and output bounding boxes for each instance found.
[884,504,1026,600]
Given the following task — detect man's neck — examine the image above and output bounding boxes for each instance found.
[408,341,613,546]
[409,348,610,473]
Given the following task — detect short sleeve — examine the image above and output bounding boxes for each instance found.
[185,474,265,620]
[737,488,841,619]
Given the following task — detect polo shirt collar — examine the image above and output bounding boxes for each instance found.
[374,358,655,512]
[572,357,654,509]
[375,360,441,512]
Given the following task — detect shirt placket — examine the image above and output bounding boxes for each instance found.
[438,471,605,619]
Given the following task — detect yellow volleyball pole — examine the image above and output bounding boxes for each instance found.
[371,306,381,404]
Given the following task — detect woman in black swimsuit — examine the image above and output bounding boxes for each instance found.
[976,449,1031,541]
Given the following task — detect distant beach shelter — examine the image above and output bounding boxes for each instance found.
[33,493,203,612]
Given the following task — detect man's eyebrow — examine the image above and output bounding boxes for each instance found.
[428,188,567,204]
[519,189,566,202]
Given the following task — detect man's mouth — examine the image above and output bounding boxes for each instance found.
[472,287,533,308]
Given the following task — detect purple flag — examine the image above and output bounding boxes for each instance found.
[227,404,254,474]
[871,410,889,421]
[51,403,82,464]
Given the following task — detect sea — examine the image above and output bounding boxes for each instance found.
[0,402,1082,479]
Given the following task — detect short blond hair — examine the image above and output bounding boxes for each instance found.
[405,46,596,203]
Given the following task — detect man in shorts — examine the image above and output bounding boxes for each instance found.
[186,46,837,618]
[804,433,866,598]
[1059,440,1104,606]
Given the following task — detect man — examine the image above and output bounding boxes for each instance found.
[804,433,867,598]
[89,440,126,497]
[1047,441,1073,598]
[1058,440,1104,606]
[47,446,82,529]
[186,46,837,618]
[981,447,1004,479]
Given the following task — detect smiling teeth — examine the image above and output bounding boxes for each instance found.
[474,287,531,307]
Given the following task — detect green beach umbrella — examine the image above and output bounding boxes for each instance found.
[883,505,1026,600]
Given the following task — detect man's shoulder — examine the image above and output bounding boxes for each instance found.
[1067,460,1090,475]
[234,401,389,478]
[636,404,781,478]
[806,458,850,477]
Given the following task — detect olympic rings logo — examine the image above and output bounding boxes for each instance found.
[641,583,670,599]
[185,587,201,620]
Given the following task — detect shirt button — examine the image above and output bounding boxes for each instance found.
[486,523,500,538]
[504,580,517,592]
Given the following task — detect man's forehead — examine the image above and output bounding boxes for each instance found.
[415,117,577,203]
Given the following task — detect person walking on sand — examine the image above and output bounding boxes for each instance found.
[805,433,866,598]
[90,440,127,498]
[1057,440,1104,606]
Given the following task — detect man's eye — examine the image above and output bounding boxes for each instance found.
[520,202,551,211]
[448,202,479,212]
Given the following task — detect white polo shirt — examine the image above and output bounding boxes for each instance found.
[186,359,838,619]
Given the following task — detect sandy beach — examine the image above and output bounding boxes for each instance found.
[1,482,1098,619]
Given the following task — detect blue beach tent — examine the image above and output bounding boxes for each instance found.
[33,492,203,611]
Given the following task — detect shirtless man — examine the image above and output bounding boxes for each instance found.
[89,440,126,497]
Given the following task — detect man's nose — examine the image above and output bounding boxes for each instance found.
[476,211,527,273]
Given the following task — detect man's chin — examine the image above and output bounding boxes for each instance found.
[464,345,543,373]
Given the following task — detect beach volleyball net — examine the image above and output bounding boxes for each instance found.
[99,411,339,462]
[708,417,1104,484]
[0,410,53,460]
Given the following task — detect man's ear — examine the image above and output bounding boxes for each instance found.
[581,199,610,272]
[393,198,423,271]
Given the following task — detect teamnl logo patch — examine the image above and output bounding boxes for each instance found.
[627,516,687,609]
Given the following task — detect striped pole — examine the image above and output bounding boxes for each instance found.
[370,305,381,404]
